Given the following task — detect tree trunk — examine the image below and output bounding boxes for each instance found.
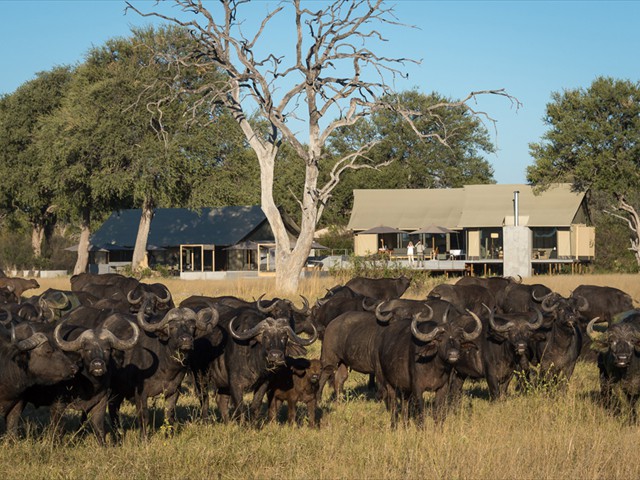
[607,196,640,268]
[131,199,154,271]
[31,224,44,258]
[73,208,91,275]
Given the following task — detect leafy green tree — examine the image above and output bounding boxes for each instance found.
[0,66,73,259]
[322,90,496,225]
[37,26,228,273]
[527,77,640,266]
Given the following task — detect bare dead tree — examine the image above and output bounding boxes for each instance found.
[605,194,640,266]
[126,0,519,293]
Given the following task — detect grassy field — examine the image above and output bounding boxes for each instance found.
[3,273,640,479]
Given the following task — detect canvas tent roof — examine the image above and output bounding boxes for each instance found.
[348,188,463,231]
[90,206,285,250]
[348,184,586,231]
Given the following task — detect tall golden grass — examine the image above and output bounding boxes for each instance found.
[3,273,640,480]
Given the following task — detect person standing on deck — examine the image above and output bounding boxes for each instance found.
[407,241,415,265]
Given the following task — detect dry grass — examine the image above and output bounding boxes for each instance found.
[5,273,640,479]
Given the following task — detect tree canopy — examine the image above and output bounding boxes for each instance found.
[527,76,640,265]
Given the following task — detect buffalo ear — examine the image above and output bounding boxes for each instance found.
[488,332,507,343]
[154,328,171,342]
[415,342,438,358]
[286,343,307,358]
[531,332,547,342]
[589,339,609,353]
[291,366,307,377]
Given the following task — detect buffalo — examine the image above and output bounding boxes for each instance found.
[266,357,322,427]
[0,323,79,436]
[108,302,217,437]
[571,285,635,360]
[0,277,40,302]
[588,312,640,421]
[375,305,482,425]
[344,276,411,301]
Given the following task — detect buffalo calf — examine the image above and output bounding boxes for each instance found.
[267,358,322,427]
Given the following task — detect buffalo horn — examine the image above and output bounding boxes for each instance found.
[538,292,559,313]
[256,294,277,314]
[290,295,310,315]
[16,332,49,351]
[196,306,220,332]
[362,298,379,312]
[489,310,514,333]
[127,289,143,306]
[574,295,589,312]
[443,304,450,323]
[136,303,181,332]
[155,287,172,305]
[229,316,268,341]
[54,322,95,352]
[286,321,318,346]
[414,304,434,323]
[99,317,140,350]
[463,310,483,341]
[411,313,445,342]
[0,307,12,326]
[375,302,394,323]
[527,308,544,330]
[586,317,605,341]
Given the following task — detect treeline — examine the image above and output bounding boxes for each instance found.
[0,25,508,272]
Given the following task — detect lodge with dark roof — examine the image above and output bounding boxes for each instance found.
[87,206,300,275]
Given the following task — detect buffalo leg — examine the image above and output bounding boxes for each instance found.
[286,399,297,425]
[266,391,278,422]
[135,394,150,438]
[86,395,109,446]
[432,384,449,424]
[216,393,231,423]
[4,400,25,438]
[334,363,349,401]
[250,381,269,421]
[192,372,211,421]
[108,395,125,440]
[164,390,179,433]
[306,397,318,428]
[317,365,335,403]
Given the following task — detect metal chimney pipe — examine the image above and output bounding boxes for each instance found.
[513,190,520,226]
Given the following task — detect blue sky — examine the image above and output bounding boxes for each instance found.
[1,0,639,184]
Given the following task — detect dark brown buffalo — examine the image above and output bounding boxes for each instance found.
[126,282,174,314]
[0,278,40,301]
[181,294,316,421]
[456,276,520,299]
[588,312,640,421]
[22,289,99,323]
[310,292,370,340]
[531,292,584,385]
[496,283,552,314]
[21,309,139,444]
[0,323,79,436]
[428,283,497,317]
[317,298,463,403]
[344,276,411,301]
[70,273,139,294]
[266,357,322,427]
[108,301,217,437]
[571,285,635,360]
[375,305,482,425]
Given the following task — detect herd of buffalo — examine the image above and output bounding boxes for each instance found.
[0,271,639,443]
